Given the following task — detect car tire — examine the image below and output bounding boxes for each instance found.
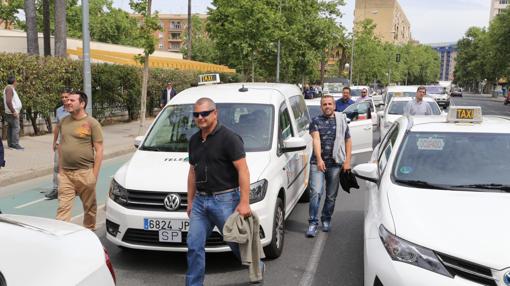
[263,197,285,259]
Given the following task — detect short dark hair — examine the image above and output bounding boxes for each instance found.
[62,87,74,94]
[343,86,351,92]
[417,86,426,92]
[7,75,16,85]
[74,91,88,108]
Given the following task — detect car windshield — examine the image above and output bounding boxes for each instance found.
[141,103,274,152]
[323,83,343,93]
[393,132,510,188]
[351,89,367,97]
[386,91,416,103]
[426,86,446,94]
[387,101,441,115]
[307,105,322,119]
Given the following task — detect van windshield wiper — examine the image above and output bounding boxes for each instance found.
[394,179,446,190]
[451,184,510,192]
[140,146,165,151]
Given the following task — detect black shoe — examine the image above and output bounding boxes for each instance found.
[12,144,24,150]
[45,190,58,200]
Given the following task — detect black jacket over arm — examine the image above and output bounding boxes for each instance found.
[160,88,177,106]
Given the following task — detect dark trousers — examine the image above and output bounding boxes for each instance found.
[5,114,20,147]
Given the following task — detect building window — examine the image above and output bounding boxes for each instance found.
[171,21,181,29]
[499,0,508,4]
[159,43,164,49]
[170,32,181,40]
[171,43,180,49]
[159,32,163,39]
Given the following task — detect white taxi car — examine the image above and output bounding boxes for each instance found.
[106,82,312,258]
[353,106,510,286]
[0,214,116,286]
[383,85,419,107]
[304,98,374,161]
[426,85,450,108]
[379,97,441,137]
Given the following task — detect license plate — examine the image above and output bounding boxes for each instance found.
[159,229,182,243]
[143,218,190,231]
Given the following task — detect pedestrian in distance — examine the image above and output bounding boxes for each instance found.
[304,84,314,99]
[307,95,352,237]
[56,91,103,230]
[186,97,264,286]
[355,88,370,102]
[403,86,433,116]
[45,89,71,200]
[160,81,177,108]
[3,75,24,150]
[335,86,355,112]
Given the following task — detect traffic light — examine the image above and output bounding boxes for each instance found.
[396,53,401,63]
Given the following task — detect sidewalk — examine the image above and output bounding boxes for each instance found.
[0,119,153,187]
[463,93,506,102]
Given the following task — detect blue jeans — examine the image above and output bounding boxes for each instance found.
[5,114,20,147]
[308,164,341,225]
[186,190,241,286]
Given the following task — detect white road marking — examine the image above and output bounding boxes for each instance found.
[14,198,46,209]
[298,231,328,286]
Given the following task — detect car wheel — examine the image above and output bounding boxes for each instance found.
[264,197,285,259]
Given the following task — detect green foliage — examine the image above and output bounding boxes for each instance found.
[129,0,159,57]
[207,0,345,83]
[0,0,23,29]
[0,53,236,130]
[180,15,218,63]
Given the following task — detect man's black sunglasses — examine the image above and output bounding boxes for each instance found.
[193,109,215,118]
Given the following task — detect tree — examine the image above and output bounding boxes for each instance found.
[0,0,23,29]
[180,15,218,63]
[129,0,159,135]
[54,0,67,57]
[24,0,39,55]
[42,0,51,56]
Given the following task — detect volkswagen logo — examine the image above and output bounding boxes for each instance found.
[504,271,510,286]
[164,194,180,211]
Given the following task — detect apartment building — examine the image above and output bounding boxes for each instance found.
[354,0,412,44]
[429,42,457,82]
[490,0,509,21]
[156,14,207,53]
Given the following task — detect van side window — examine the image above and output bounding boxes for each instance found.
[378,123,399,174]
[278,105,294,155]
[289,95,310,133]
[343,101,371,122]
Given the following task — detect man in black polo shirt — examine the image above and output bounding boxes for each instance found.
[186,97,257,286]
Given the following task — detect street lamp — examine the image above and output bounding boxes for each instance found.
[344,63,350,84]
[276,0,283,83]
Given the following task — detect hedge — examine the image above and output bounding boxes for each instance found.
[0,53,239,135]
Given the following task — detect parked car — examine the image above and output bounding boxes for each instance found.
[378,97,442,137]
[106,82,313,259]
[451,87,463,97]
[426,85,450,108]
[354,106,510,286]
[383,85,420,107]
[0,214,116,286]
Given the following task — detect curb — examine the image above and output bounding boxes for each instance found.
[0,147,135,187]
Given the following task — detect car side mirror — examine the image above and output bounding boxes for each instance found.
[353,163,379,183]
[282,137,307,153]
[134,136,144,148]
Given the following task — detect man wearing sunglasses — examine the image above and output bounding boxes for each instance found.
[356,88,370,102]
[186,97,262,285]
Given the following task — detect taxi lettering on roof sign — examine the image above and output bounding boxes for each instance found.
[447,106,482,123]
[198,73,220,85]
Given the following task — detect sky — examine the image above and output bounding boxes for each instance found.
[112,0,491,44]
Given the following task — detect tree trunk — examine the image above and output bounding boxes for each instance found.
[45,114,53,134]
[320,57,326,88]
[187,0,192,60]
[25,108,39,135]
[54,0,67,57]
[42,0,51,56]
[138,0,152,135]
[24,0,39,55]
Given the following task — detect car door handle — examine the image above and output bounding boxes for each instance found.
[364,126,372,130]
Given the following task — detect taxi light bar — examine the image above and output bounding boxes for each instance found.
[198,73,220,85]
[447,106,482,123]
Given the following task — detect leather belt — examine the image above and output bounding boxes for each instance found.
[196,187,238,196]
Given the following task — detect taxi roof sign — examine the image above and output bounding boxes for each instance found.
[447,106,482,123]
[198,73,220,85]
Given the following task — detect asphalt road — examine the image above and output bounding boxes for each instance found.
[2,95,507,286]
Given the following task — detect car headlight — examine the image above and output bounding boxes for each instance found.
[249,179,268,204]
[109,179,128,205]
[379,225,452,278]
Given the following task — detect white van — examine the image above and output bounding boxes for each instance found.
[105,83,313,258]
